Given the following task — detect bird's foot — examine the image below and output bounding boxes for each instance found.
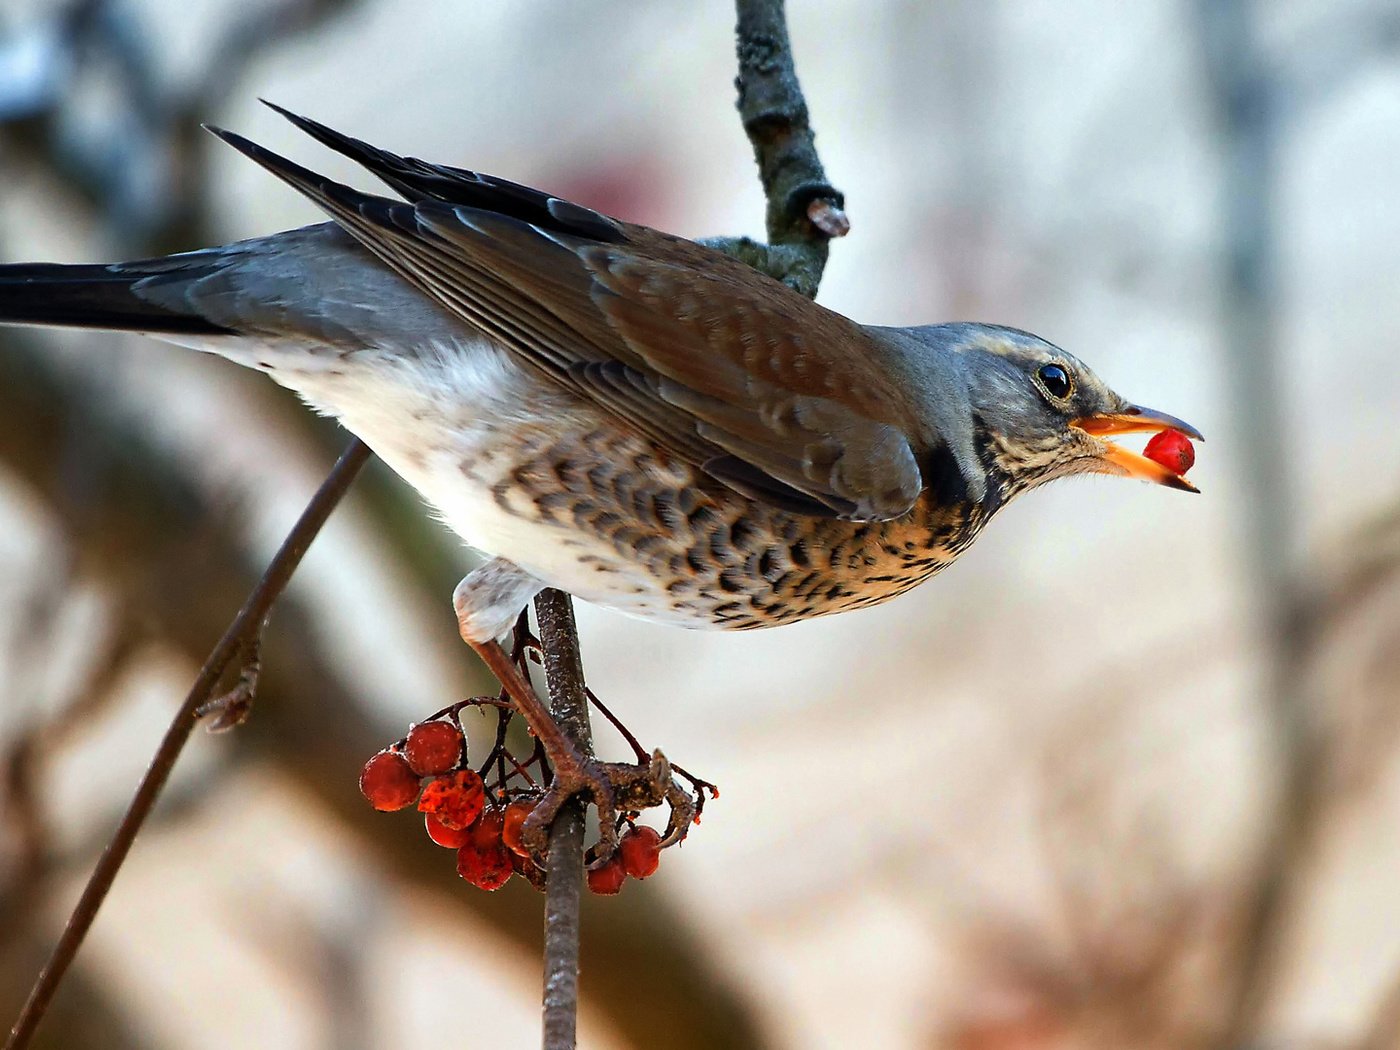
[582,686,717,848]
[466,633,709,866]
[460,633,600,851]
[518,750,679,867]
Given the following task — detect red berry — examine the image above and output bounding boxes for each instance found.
[424,813,470,849]
[587,856,627,896]
[457,809,512,891]
[501,799,537,857]
[511,850,547,892]
[359,751,421,811]
[417,769,485,830]
[404,720,464,776]
[470,806,504,847]
[1143,430,1195,475]
[619,826,662,879]
[457,840,513,890]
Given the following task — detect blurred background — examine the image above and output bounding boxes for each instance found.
[0,0,1398,1047]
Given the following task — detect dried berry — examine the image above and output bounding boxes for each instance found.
[457,807,512,890]
[404,719,464,776]
[359,751,421,811]
[424,813,470,849]
[511,850,547,892]
[1143,430,1195,476]
[501,799,537,857]
[587,855,627,895]
[457,840,513,890]
[417,769,485,830]
[619,825,662,879]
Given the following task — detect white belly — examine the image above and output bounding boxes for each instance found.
[263,336,706,626]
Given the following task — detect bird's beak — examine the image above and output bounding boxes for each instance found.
[1070,405,1203,493]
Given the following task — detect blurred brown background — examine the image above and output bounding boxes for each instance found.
[1,1,1399,1047]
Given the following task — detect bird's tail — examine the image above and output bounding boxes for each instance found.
[0,259,235,336]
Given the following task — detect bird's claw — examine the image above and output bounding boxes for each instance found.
[519,750,618,867]
[519,748,692,868]
[462,630,714,873]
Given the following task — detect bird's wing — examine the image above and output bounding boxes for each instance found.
[207,119,926,520]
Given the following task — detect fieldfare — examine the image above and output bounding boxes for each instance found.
[0,107,1200,843]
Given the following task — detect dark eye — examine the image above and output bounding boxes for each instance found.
[1037,363,1073,399]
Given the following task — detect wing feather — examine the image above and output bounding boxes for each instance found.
[207,118,927,520]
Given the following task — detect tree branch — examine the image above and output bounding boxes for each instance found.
[534,591,593,1050]
[701,0,848,298]
[4,439,371,1050]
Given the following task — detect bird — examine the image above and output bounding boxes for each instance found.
[0,105,1200,841]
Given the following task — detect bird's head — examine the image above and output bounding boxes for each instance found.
[899,323,1201,506]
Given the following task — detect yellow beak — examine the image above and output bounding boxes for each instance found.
[1070,405,1203,493]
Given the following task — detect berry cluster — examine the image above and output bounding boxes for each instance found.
[359,712,548,891]
[358,622,715,894]
[359,692,707,894]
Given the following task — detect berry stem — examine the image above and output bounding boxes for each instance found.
[584,687,651,764]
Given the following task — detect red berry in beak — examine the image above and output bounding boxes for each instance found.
[1143,430,1195,475]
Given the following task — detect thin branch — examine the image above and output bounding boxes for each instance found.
[533,590,593,1050]
[4,438,371,1050]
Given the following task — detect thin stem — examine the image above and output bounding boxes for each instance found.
[532,590,593,1050]
[5,438,372,1050]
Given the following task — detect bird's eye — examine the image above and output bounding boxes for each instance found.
[1037,363,1073,399]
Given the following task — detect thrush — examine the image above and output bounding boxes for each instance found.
[0,106,1200,844]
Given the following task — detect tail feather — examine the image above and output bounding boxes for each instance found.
[0,261,236,335]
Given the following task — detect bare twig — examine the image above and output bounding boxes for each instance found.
[533,590,593,1050]
[701,0,847,298]
[4,438,371,1050]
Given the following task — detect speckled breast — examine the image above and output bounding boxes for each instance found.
[487,420,991,631]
